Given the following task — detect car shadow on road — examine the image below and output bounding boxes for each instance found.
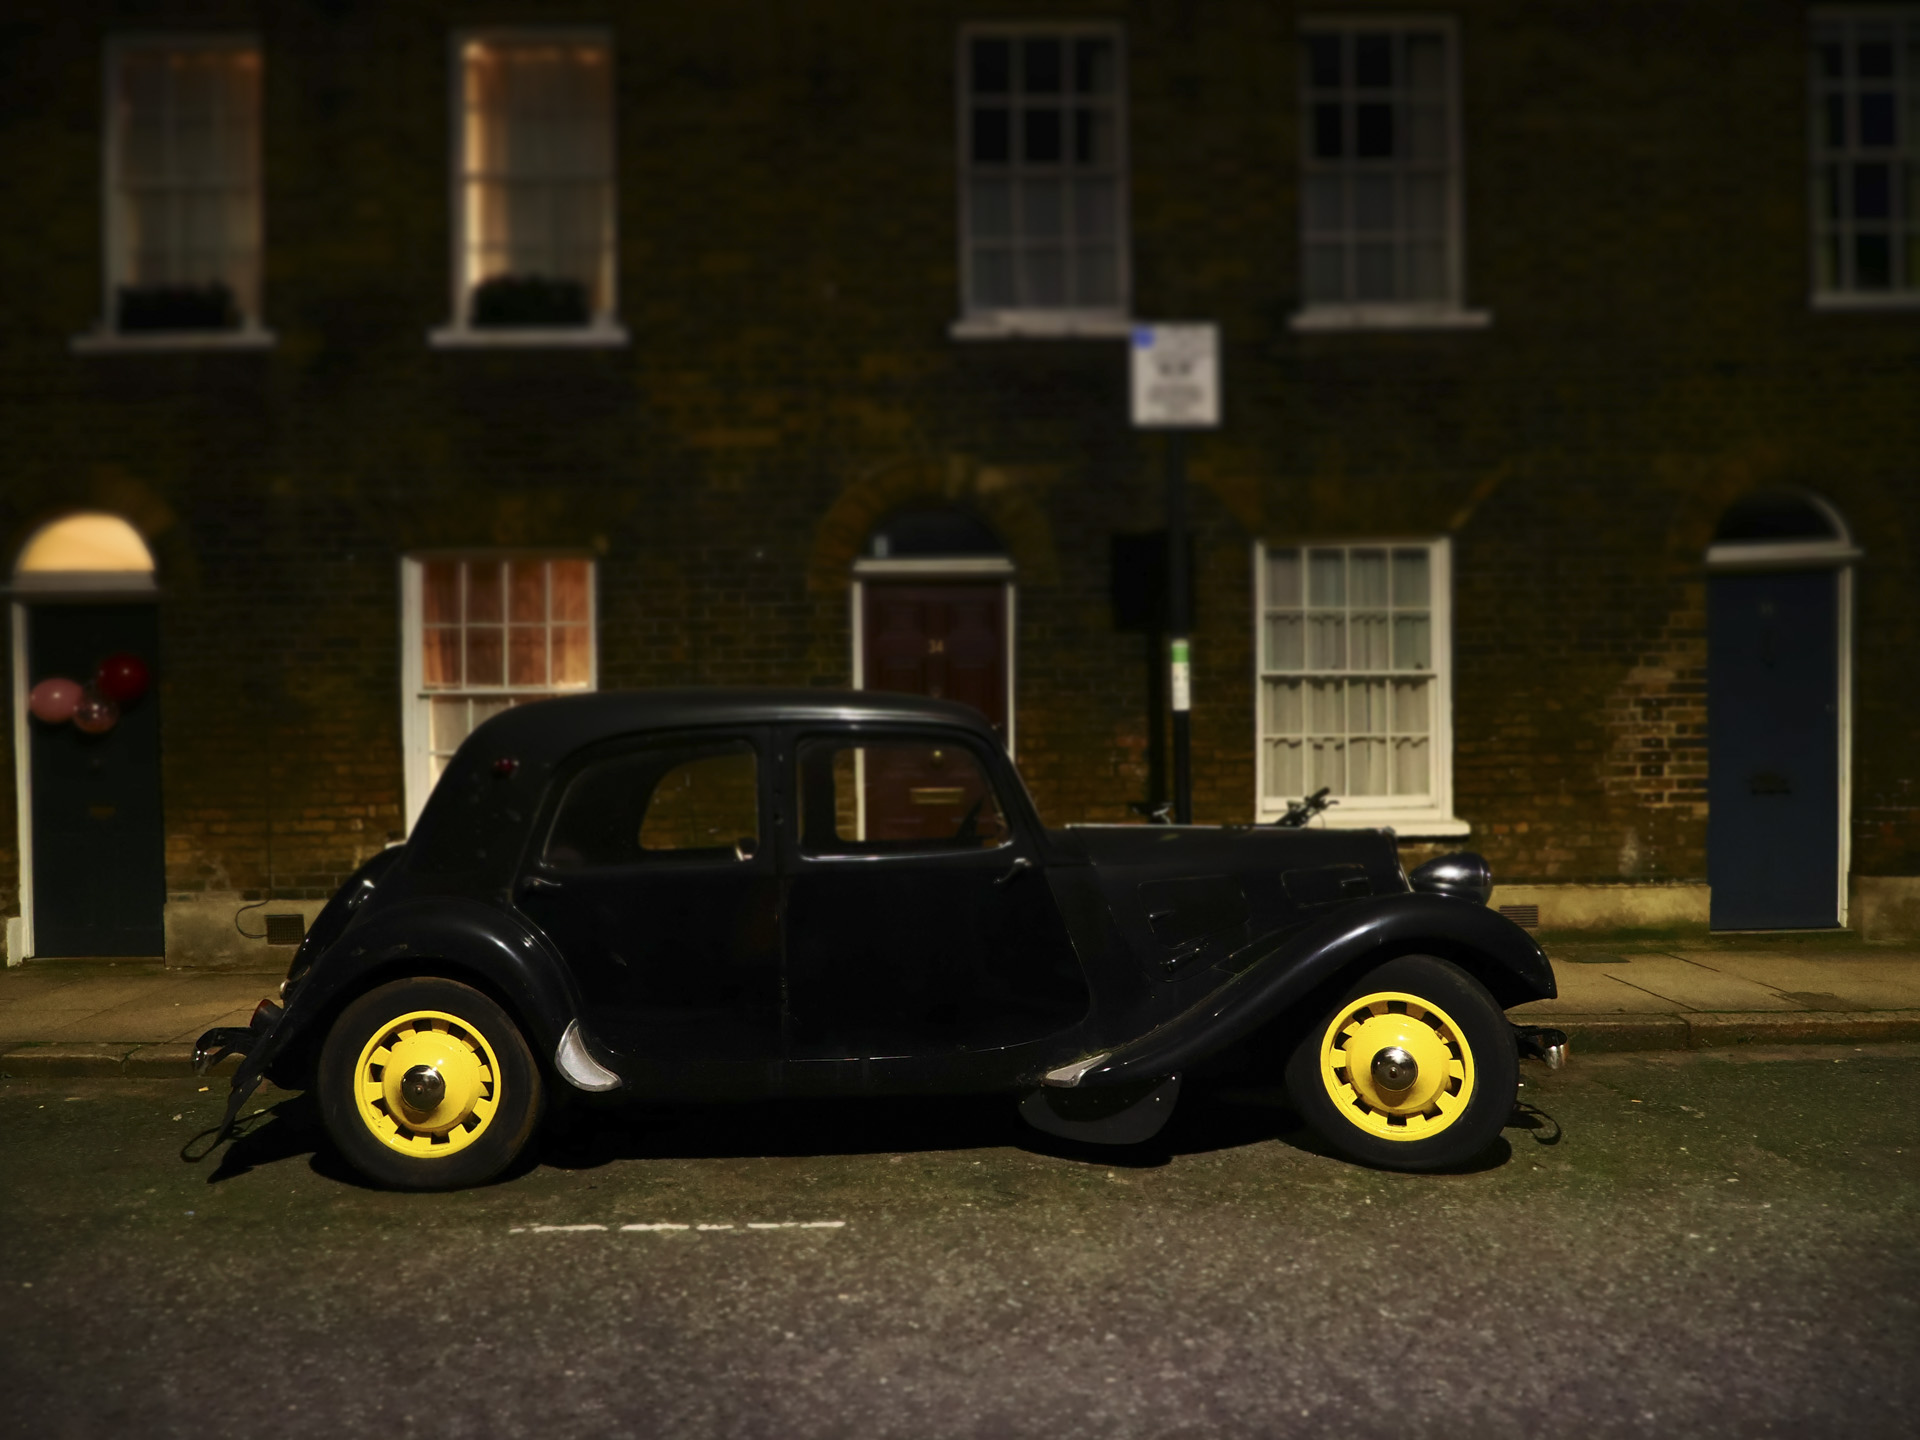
[196,1083,1523,1185]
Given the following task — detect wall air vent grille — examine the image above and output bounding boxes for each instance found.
[264,913,307,946]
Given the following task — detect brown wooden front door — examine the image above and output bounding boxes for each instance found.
[862,582,1008,738]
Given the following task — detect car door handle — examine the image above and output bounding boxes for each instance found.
[994,857,1034,887]
[521,875,563,894]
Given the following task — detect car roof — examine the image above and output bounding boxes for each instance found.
[464,687,1000,764]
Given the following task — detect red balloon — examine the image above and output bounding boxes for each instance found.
[95,652,150,706]
[72,689,119,736]
[29,677,82,724]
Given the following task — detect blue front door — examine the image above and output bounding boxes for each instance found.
[1707,570,1841,930]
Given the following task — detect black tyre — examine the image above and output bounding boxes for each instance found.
[1284,954,1516,1172]
[317,976,543,1191]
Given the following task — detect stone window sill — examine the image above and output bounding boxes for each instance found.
[1289,306,1491,333]
[70,327,277,353]
[428,322,630,349]
[1809,291,1920,313]
[949,311,1135,341]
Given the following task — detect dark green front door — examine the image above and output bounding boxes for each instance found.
[26,604,165,957]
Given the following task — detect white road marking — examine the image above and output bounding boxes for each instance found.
[515,1219,849,1234]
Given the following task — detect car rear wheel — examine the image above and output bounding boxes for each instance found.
[1284,954,1515,1172]
[317,977,542,1190]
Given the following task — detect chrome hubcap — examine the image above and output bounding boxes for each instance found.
[1370,1045,1419,1091]
[400,1064,446,1112]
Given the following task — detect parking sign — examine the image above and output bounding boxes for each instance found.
[1130,324,1220,428]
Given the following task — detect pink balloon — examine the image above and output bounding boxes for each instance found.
[29,678,82,724]
[72,689,119,736]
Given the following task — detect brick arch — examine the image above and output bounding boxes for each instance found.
[807,454,1061,593]
[1658,449,1851,567]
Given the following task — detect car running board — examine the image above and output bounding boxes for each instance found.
[1019,1074,1182,1146]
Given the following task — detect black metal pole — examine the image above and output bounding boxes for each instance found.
[1166,429,1192,824]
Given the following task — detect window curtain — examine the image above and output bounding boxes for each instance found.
[463,40,614,316]
[114,46,261,314]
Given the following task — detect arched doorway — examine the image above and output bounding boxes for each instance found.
[11,513,164,959]
[852,507,1015,749]
[1705,489,1857,931]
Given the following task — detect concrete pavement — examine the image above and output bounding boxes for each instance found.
[3,935,1917,1078]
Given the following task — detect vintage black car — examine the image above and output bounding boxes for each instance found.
[197,689,1564,1189]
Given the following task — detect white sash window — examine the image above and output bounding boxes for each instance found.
[401,555,596,831]
[1256,539,1463,833]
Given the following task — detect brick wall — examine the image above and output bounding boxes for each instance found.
[0,0,1914,953]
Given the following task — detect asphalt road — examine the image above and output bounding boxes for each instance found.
[2,1046,1916,1439]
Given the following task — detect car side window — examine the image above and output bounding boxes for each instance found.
[544,739,759,868]
[798,736,1009,856]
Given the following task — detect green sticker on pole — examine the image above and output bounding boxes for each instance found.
[1170,638,1191,712]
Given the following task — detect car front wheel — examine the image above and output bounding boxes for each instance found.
[1285,954,1516,1172]
[317,976,543,1190]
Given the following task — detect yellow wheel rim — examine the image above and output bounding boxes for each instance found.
[1317,989,1475,1141]
[351,1009,501,1157]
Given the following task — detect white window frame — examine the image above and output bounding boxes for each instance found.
[1252,537,1465,834]
[399,553,598,832]
[1289,15,1489,334]
[429,28,628,350]
[950,22,1134,341]
[73,33,275,354]
[1809,9,1920,309]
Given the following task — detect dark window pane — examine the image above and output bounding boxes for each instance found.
[1074,108,1116,166]
[1074,37,1115,94]
[1859,92,1895,148]
[1074,245,1118,305]
[1824,92,1846,149]
[1355,34,1392,88]
[1855,232,1891,288]
[1356,102,1394,158]
[1023,37,1062,94]
[1818,41,1843,79]
[973,108,1010,164]
[1306,33,1341,88]
[1854,162,1891,218]
[1313,102,1343,158]
[1355,243,1394,299]
[1023,107,1062,163]
[972,37,1011,94]
[972,247,1016,306]
[1857,40,1893,78]
[1023,248,1067,306]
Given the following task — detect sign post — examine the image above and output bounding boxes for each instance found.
[1130,324,1219,825]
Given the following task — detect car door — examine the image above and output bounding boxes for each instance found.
[779,726,1090,1095]
[515,729,780,1097]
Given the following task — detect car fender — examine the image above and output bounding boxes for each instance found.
[1075,891,1554,1087]
[258,896,590,1090]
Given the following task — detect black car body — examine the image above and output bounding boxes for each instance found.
[198,689,1561,1187]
